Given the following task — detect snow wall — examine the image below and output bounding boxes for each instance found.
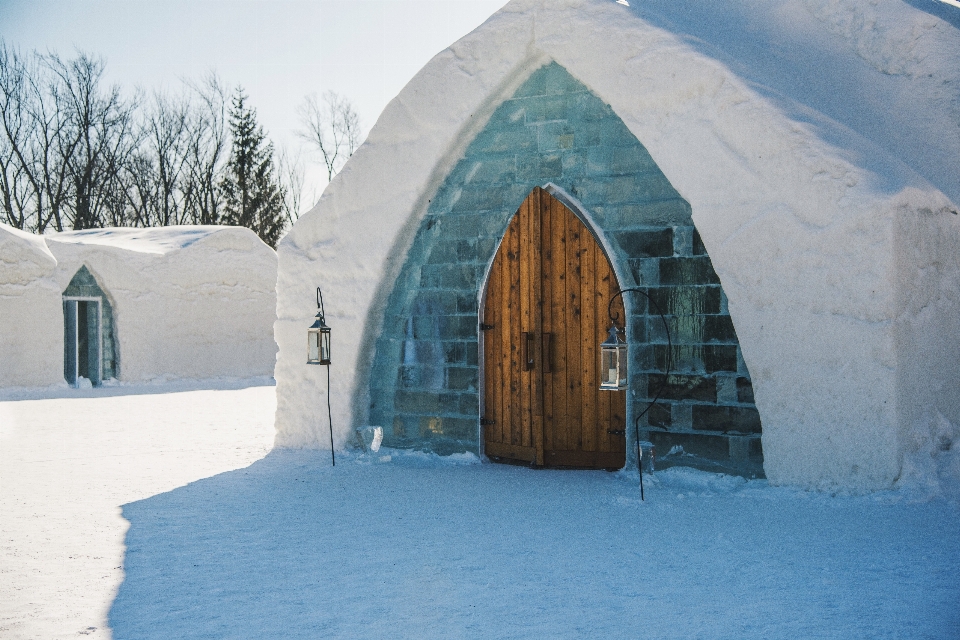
[1,224,278,388]
[274,0,960,492]
[0,224,62,388]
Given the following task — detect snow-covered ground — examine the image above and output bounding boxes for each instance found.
[0,384,275,639]
[2,386,958,639]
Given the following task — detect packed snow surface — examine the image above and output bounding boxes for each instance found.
[2,386,958,638]
[625,0,960,204]
[46,226,231,255]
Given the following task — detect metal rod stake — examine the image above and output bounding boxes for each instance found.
[608,287,672,501]
[326,363,335,467]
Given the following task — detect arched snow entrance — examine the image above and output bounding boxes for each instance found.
[364,62,762,474]
[275,0,960,491]
[62,265,117,387]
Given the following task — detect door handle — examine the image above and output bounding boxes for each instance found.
[522,331,534,370]
[542,332,553,373]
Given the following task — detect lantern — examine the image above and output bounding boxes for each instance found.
[599,324,627,390]
[307,288,331,365]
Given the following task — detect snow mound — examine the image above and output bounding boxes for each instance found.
[652,466,750,495]
[343,447,482,468]
[800,0,958,77]
[896,411,960,505]
[627,0,960,204]
[0,222,56,283]
[49,225,232,255]
[0,375,276,402]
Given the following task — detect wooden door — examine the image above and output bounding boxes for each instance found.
[482,187,626,469]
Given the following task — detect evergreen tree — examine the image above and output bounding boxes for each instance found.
[220,88,285,247]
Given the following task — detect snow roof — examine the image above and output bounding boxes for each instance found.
[0,222,57,265]
[46,226,239,255]
[616,0,960,205]
[0,223,57,285]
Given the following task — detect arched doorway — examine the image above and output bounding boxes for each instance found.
[365,62,761,475]
[63,265,117,387]
[481,187,627,469]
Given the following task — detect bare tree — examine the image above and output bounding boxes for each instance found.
[140,90,190,226]
[116,149,153,226]
[296,90,361,182]
[0,43,80,233]
[116,72,227,228]
[0,144,28,229]
[0,45,271,235]
[277,144,306,226]
[0,46,19,227]
[45,52,138,230]
[182,72,227,225]
[0,45,27,228]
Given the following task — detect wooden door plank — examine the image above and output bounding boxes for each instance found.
[549,198,568,454]
[540,192,555,453]
[531,189,544,465]
[604,255,627,455]
[612,260,628,456]
[580,225,598,453]
[518,195,532,449]
[494,250,508,447]
[496,229,508,447]
[563,205,583,453]
[483,255,499,445]
[595,254,613,452]
[484,440,537,463]
[495,216,513,449]
[508,214,522,447]
[544,448,625,469]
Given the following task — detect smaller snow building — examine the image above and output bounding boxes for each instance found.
[274,0,960,492]
[0,224,278,389]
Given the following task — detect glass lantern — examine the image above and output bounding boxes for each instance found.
[307,288,331,365]
[599,324,627,390]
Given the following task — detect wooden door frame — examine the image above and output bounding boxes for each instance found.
[476,182,634,465]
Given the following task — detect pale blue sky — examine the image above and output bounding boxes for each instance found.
[0,0,506,203]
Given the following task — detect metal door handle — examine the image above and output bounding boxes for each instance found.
[542,332,553,373]
[522,331,534,370]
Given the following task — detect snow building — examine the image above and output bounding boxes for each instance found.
[274,0,960,492]
[0,224,278,389]
[0,223,62,388]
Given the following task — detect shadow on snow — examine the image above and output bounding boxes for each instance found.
[109,449,960,639]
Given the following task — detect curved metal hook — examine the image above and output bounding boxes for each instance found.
[607,286,667,329]
[316,287,326,321]
[607,287,674,493]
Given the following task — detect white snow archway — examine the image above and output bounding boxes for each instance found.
[273,0,960,492]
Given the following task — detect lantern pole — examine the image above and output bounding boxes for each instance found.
[319,288,335,467]
[606,287,673,500]
[326,358,335,467]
